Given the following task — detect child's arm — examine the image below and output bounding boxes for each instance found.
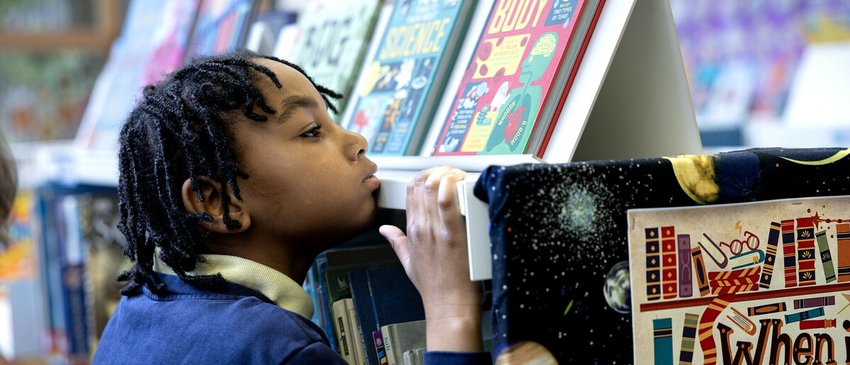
[379,166,484,353]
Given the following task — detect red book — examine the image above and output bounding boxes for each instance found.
[796,217,817,286]
[432,0,604,156]
[781,219,797,288]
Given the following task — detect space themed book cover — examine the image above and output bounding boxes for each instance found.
[432,0,602,157]
[628,196,850,365]
[342,0,476,155]
[473,148,850,364]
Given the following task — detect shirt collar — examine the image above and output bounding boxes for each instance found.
[153,251,314,319]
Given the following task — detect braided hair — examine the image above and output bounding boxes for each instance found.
[116,50,341,294]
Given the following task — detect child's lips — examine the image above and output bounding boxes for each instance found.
[363,163,380,189]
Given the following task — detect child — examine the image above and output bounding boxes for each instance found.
[93,51,489,364]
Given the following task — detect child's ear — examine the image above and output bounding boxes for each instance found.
[181,177,250,234]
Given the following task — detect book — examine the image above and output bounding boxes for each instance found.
[183,0,258,62]
[431,0,604,156]
[244,10,298,56]
[342,0,477,155]
[348,269,381,365]
[402,347,426,365]
[289,0,383,121]
[347,297,368,365]
[629,195,850,364]
[381,320,426,365]
[333,298,359,364]
[75,0,199,153]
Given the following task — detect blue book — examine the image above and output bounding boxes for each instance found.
[349,269,381,365]
[342,0,477,155]
[367,265,425,329]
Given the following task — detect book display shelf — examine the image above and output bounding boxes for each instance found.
[18,0,712,363]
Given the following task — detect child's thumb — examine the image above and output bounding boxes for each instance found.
[379,225,409,262]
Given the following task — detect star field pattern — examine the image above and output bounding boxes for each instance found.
[473,148,850,364]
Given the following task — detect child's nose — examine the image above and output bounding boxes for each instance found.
[347,130,368,161]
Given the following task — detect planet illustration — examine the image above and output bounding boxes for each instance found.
[603,261,631,314]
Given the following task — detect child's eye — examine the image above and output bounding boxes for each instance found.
[300,124,322,138]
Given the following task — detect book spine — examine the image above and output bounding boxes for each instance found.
[646,228,661,301]
[710,283,757,296]
[661,227,678,299]
[781,219,797,287]
[792,295,835,309]
[747,302,786,316]
[815,230,837,283]
[374,330,388,365]
[381,325,398,365]
[796,217,817,286]
[728,249,764,270]
[677,234,693,298]
[708,266,761,282]
[347,298,367,365]
[799,319,836,330]
[678,313,699,365]
[652,318,673,365]
[759,221,781,289]
[784,307,825,324]
[333,299,355,363]
[837,223,850,283]
[690,247,710,297]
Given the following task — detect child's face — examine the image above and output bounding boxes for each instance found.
[229,58,380,249]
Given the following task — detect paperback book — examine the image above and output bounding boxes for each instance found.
[342,0,477,155]
[432,0,603,157]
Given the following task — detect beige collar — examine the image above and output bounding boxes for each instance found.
[154,252,314,319]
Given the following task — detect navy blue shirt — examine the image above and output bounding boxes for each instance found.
[94,274,490,364]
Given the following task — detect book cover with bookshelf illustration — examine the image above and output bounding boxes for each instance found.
[629,196,850,365]
[289,0,382,121]
[432,0,603,157]
[472,148,850,364]
[342,0,476,155]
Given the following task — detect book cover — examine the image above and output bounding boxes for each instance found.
[366,265,425,329]
[381,320,426,365]
[629,196,850,364]
[347,297,368,365]
[290,0,382,121]
[183,0,257,62]
[474,148,850,364]
[75,0,199,153]
[432,0,603,156]
[342,0,476,155]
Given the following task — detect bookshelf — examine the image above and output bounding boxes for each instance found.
[30,0,703,283]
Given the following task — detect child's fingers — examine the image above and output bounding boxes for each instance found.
[379,224,410,263]
[437,173,465,235]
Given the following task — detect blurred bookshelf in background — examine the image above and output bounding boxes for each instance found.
[670,0,850,151]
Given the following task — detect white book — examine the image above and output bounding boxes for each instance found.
[381,319,426,365]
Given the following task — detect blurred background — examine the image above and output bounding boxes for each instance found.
[1,0,849,364]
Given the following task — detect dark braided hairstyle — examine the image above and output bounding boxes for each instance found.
[116,50,341,294]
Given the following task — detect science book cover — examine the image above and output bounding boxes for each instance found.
[343,0,475,155]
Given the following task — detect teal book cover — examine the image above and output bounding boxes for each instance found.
[343,0,476,155]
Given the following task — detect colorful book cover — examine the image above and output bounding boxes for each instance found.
[661,226,678,299]
[796,217,818,286]
[758,221,781,289]
[76,0,199,153]
[781,219,798,288]
[290,0,382,121]
[629,196,850,364]
[432,0,601,156]
[183,0,257,62]
[349,269,381,365]
[342,0,475,155]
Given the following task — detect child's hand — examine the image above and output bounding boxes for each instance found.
[379,166,483,352]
